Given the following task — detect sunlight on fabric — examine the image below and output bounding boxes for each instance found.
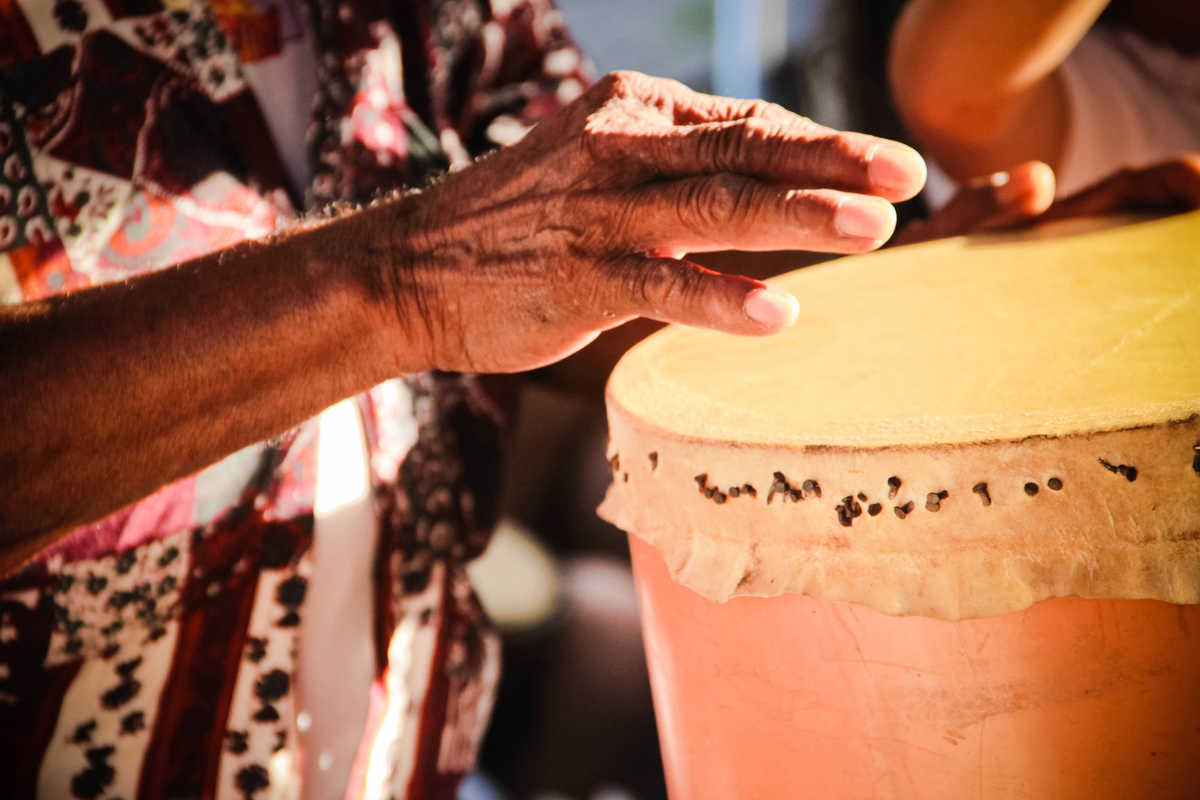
[314,400,371,514]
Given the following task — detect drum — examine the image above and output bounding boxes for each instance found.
[599,211,1200,799]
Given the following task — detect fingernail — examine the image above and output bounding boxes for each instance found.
[1027,161,1057,197]
[868,143,927,196]
[994,164,1055,212]
[835,197,896,241]
[744,287,799,329]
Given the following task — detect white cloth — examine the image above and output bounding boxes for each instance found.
[1057,26,1200,196]
[236,0,319,198]
[240,6,376,795]
[923,26,1200,209]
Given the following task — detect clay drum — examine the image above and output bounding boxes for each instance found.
[600,212,1200,799]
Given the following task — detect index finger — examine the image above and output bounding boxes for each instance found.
[634,73,926,201]
[589,116,927,203]
[591,76,926,202]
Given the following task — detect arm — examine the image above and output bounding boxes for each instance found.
[888,0,1109,180]
[0,71,925,559]
[0,202,407,554]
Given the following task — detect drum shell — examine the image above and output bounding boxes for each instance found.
[628,533,1200,800]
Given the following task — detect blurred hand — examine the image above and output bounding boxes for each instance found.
[895,155,1200,245]
[1041,154,1200,221]
[390,70,927,373]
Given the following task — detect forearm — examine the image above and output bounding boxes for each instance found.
[889,0,1109,177]
[0,197,413,546]
[0,70,930,563]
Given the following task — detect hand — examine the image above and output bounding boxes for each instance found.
[387,71,927,373]
[895,155,1200,245]
[0,71,926,547]
[1040,154,1200,222]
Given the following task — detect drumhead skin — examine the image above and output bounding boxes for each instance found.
[600,211,1200,619]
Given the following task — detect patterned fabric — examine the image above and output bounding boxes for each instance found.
[0,0,589,797]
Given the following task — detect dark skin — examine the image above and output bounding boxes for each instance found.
[560,151,1200,402]
[0,71,926,571]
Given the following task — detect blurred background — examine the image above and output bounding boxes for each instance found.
[472,3,911,800]
[468,0,1200,796]
[559,0,909,148]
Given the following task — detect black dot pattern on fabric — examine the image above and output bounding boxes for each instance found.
[116,656,142,677]
[252,705,280,723]
[53,0,88,32]
[71,745,115,799]
[245,637,267,663]
[101,678,141,709]
[235,763,270,798]
[275,576,307,607]
[226,730,249,755]
[120,710,146,734]
[254,669,289,703]
[71,720,97,744]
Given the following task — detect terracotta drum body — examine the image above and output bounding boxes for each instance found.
[599,213,1200,799]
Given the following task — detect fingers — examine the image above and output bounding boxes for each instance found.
[1161,154,1200,208]
[594,118,926,203]
[893,161,1055,245]
[984,161,1057,220]
[587,72,926,202]
[601,174,897,254]
[596,254,799,335]
[1043,155,1200,221]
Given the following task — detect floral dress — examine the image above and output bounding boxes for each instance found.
[0,0,589,796]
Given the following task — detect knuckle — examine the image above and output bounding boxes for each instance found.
[635,259,703,311]
[602,193,642,247]
[761,101,795,122]
[743,99,774,118]
[705,118,783,173]
[818,130,865,167]
[803,188,843,219]
[788,189,840,231]
[603,256,655,308]
[654,74,690,98]
[630,260,668,305]
[580,112,615,151]
[792,129,865,184]
[702,125,743,172]
[742,117,793,173]
[678,175,756,234]
[748,99,806,129]
[596,71,628,97]
[599,70,657,100]
[781,113,819,137]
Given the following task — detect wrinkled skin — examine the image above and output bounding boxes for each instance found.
[0,71,926,553]
[390,71,927,373]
